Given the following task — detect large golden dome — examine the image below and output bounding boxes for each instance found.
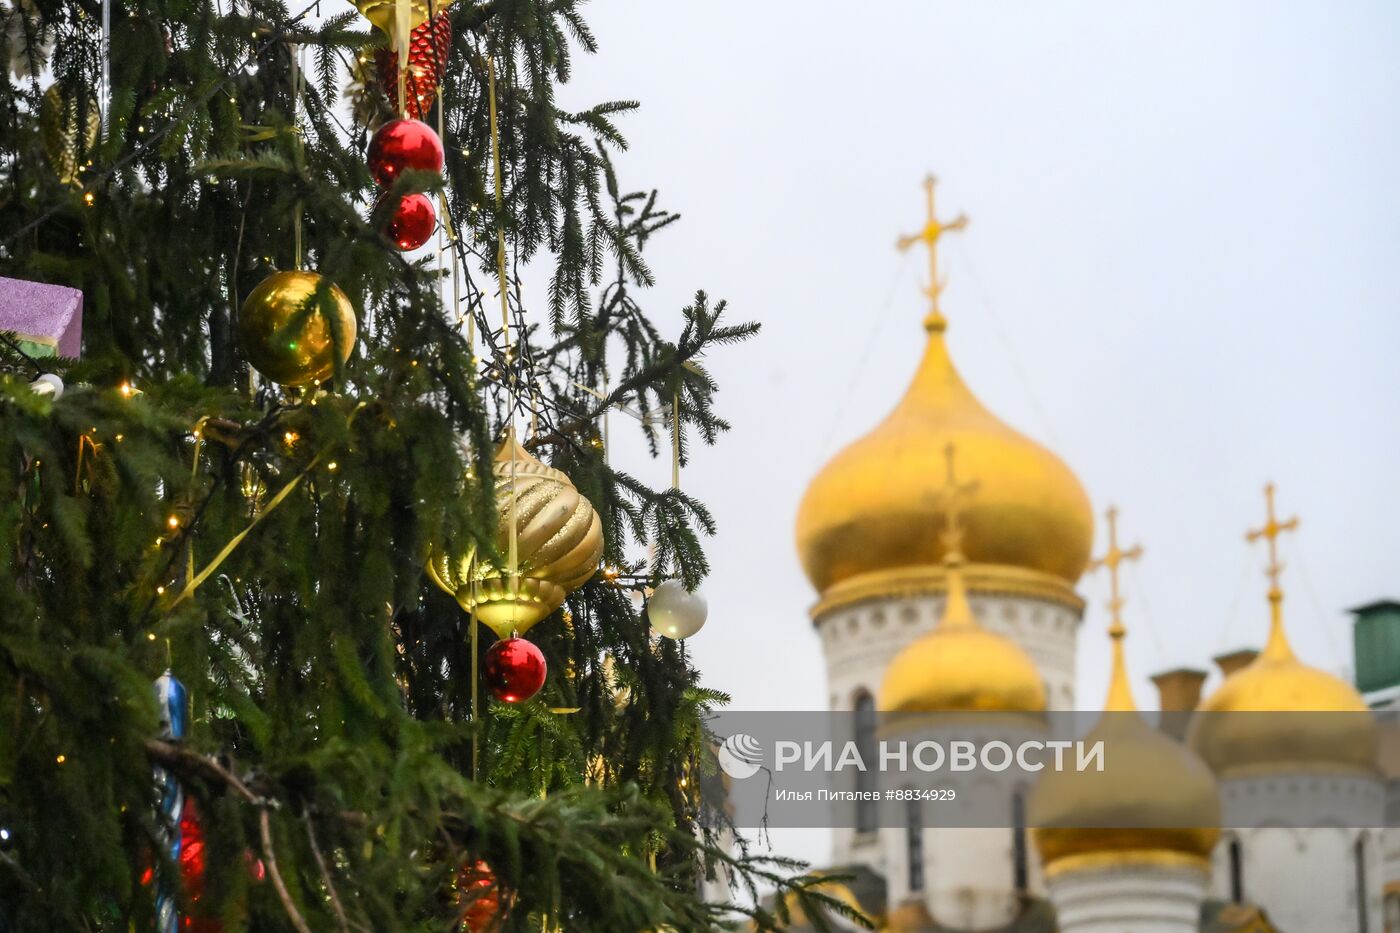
[880,554,1047,714]
[795,315,1093,612]
[1188,604,1376,777]
[1032,625,1220,874]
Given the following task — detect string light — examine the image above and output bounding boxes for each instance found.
[166,515,180,529]
[55,755,66,764]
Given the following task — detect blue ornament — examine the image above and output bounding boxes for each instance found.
[152,670,188,933]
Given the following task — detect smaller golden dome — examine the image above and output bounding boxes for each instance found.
[1032,626,1221,873]
[885,900,935,932]
[428,433,603,639]
[879,554,1047,714]
[1188,602,1376,777]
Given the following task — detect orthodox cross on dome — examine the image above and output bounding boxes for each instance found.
[896,174,968,332]
[1246,482,1299,610]
[937,442,979,560]
[1089,505,1143,640]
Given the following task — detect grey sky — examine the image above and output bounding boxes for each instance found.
[552,1,1400,865]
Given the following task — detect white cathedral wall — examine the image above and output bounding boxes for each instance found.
[1046,860,1208,933]
[1209,773,1384,933]
[817,587,1081,871]
[881,718,1044,929]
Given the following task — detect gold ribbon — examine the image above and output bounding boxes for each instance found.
[168,447,326,609]
[395,0,411,119]
[186,416,210,585]
[168,404,365,609]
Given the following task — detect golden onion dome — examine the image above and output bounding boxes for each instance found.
[427,433,603,640]
[795,314,1093,613]
[880,554,1047,714]
[1032,625,1221,875]
[1188,602,1376,777]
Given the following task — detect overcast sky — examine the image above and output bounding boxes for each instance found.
[548,1,1400,865]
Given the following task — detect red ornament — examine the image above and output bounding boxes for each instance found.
[177,798,221,933]
[483,637,546,703]
[457,859,507,933]
[383,192,437,251]
[376,13,452,121]
[367,118,444,188]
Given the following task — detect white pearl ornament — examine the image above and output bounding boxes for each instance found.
[30,373,64,399]
[648,579,708,640]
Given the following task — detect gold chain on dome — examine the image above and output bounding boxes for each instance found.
[1088,506,1143,711]
[1246,482,1299,660]
[896,174,968,332]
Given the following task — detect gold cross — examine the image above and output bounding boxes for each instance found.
[1246,482,1298,603]
[937,442,979,559]
[896,174,968,331]
[1089,506,1143,639]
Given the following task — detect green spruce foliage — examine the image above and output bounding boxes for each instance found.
[0,1,863,929]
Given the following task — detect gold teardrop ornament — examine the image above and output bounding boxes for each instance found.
[428,434,603,639]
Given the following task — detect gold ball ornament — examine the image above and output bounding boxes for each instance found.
[428,433,603,640]
[237,271,358,387]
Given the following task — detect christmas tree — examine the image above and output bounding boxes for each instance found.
[0,1,859,929]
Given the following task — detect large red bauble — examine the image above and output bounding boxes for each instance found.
[376,13,452,121]
[483,637,546,703]
[457,859,507,932]
[383,192,436,251]
[367,117,444,187]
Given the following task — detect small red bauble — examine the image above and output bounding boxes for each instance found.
[383,192,437,251]
[367,118,444,187]
[457,859,507,932]
[377,13,452,121]
[483,637,546,703]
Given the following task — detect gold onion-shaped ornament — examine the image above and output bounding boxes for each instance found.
[428,433,603,640]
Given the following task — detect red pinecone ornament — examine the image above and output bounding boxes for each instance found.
[376,12,452,120]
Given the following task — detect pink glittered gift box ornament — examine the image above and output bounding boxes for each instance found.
[0,275,83,359]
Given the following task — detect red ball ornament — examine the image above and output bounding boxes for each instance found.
[383,192,436,251]
[367,117,444,188]
[483,637,546,703]
[457,859,507,933]
[376,13,452,121]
